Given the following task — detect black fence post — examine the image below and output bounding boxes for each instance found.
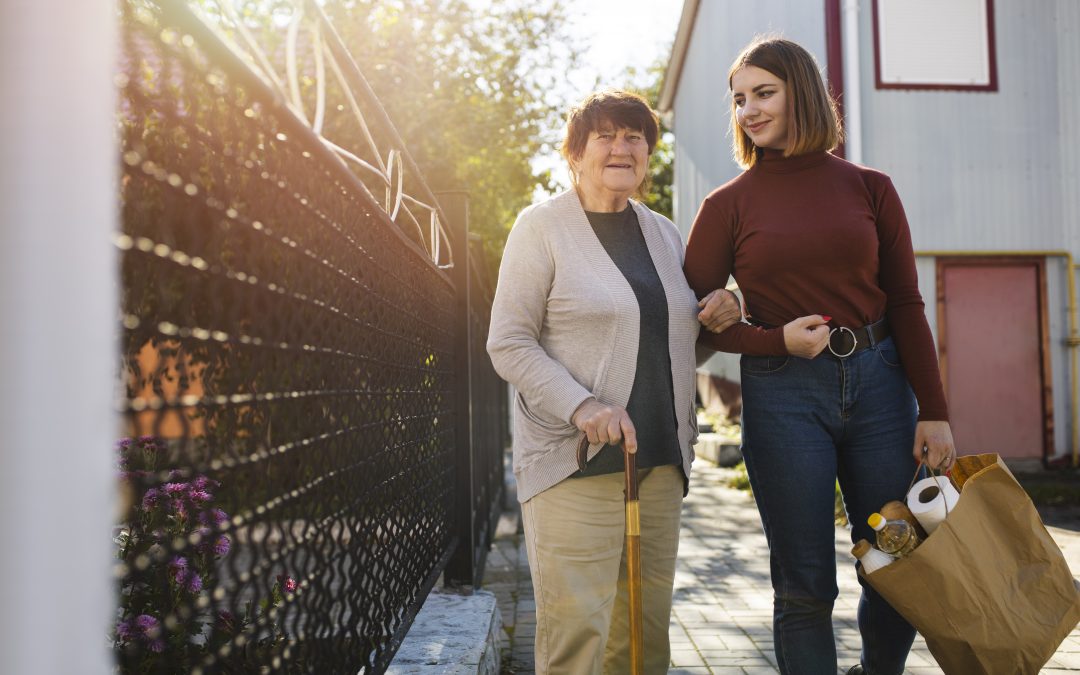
[438,190,478,589]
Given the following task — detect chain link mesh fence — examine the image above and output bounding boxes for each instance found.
[113,1,505,671]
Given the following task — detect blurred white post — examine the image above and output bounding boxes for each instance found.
[0,2,116,674]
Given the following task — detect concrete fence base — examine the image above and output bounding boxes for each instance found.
[386,589,502,674]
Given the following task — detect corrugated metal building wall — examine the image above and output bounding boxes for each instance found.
[663,0,1080,462]
[860,2,1065,252]
[669,0,828,381]
[671,0,827,241]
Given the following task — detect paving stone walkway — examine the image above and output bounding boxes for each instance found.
[485,460,1080,674]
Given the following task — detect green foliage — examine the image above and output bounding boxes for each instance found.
[726,461,751,491]
[321,0,583,273]
[622,56,674,220]
[726,461,849,527]
[835,480,849,527]
[643,127,674,220]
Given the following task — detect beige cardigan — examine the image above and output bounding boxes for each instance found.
[487,189,700,503]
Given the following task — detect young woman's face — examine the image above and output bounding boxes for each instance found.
[731,65,789,151]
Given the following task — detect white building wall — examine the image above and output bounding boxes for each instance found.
[1057,0,1080,255]
[671,0,828,381]
[668,0,1079,460]
[858,0,1064,252]
[671,0,828,239]
[856,0,1079,459]
[1057,0,1080,462]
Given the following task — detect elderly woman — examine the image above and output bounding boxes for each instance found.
[487,90,739,674]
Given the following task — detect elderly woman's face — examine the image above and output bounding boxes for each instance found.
[574,123,649,202]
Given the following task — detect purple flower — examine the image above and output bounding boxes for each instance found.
[199,508,229,526]
[215,610,237,633]
[117,614,163,651]
[173,502,188,519]
[163,482,188,494]
[187,489,212,503]
[141,488,162,510]
[136,436,162,454]
[116,438,135,470]
[213,535,231,557]
[192,475,219,491]
[277,574,298,594]
[168,556,188,575]
[186,572,203,593]
[213,508,228,524]
[168,557,203,594]
[195,527,231,557]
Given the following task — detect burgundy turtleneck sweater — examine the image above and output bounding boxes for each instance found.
[684,149,948,421]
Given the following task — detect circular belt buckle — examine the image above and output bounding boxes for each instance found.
[828,326,857,358]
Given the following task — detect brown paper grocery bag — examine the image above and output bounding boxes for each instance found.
[860,453,1080,675]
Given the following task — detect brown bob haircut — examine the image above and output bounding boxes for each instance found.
[560,90,660,196]
[728,37,842,169]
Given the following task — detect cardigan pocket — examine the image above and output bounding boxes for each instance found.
[517,392,576,435]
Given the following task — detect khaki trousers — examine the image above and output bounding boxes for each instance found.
[521,464,683,675]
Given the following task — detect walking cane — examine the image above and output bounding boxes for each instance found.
[577,435,644,675]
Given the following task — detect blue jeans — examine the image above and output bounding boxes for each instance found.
[740,337,918,675]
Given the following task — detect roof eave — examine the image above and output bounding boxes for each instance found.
[657,0,702,118]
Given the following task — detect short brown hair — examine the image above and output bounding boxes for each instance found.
[728,37,842,168]
[560,90,660,195]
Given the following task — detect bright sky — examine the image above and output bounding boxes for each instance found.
[562,0,683,93]
[540,0,684,187]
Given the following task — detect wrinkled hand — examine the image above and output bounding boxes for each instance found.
[697,288,742,334]
[783,315,831,358]
[913,420,956,470]
[571,398,638,453]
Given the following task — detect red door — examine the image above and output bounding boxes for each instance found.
[938,260,1051,460]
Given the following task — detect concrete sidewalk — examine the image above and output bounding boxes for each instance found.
[485,461,1080,674]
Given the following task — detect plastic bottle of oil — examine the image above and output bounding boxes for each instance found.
[880,500,928,540]
[851,539,896,573]
[867,512,921,557]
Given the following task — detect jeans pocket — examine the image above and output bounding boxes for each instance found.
[876,341,903,368]
[741,354,791,375]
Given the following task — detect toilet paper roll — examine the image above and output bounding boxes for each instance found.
[906,476,960,534]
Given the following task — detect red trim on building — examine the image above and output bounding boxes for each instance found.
[824,0,845,159]
[872,0,999,92]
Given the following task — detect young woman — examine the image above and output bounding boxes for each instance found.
[488,90,739,674]
[683,38,956,675]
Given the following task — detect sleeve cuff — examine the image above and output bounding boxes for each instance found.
[545,378,596,425]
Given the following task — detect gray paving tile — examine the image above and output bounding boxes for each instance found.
[486,459,1080,674]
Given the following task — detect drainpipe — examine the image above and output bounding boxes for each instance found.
[842,0,863,164]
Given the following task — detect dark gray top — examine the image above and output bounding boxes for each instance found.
[574,205,683,477]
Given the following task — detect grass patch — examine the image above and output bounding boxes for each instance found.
[726,462,849,526]
[726,461,751,491]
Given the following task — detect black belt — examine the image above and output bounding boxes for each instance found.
[751,318,890,358]
[825,319,889,357]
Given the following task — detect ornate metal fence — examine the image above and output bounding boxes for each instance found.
[113,0,506,672]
